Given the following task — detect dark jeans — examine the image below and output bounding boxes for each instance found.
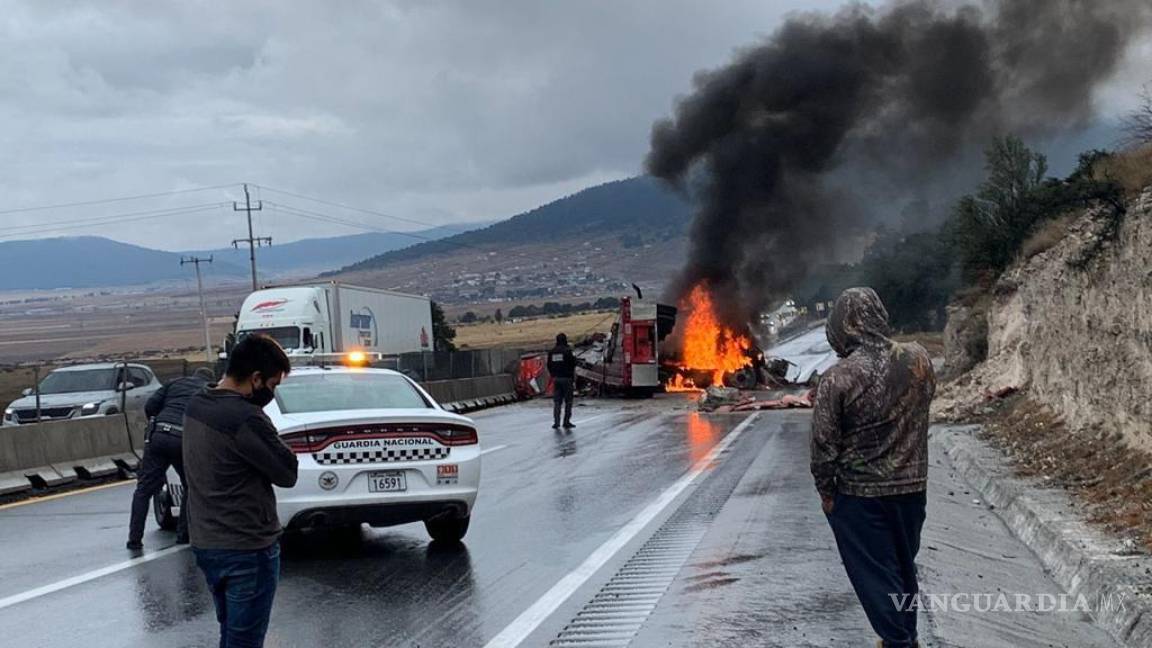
[553,377,574,425]
[826,491,927,648]
[193,543,281,648]
[129,431,187,542]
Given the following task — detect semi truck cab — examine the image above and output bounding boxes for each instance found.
[236,286,334,355]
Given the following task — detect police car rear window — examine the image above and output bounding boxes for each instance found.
[275,373,431,413]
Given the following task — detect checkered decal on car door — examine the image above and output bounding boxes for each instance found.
[314,447,451,465]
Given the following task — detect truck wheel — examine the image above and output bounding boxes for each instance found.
[153,487,178,531]
[424,514,470,543]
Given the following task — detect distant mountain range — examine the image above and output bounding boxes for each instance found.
[190,225,480,275]
[0,224,477,291]
[330,176,693,275]
[0,176,694,292]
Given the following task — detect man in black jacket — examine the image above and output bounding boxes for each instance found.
[126,366,215,550]
[547,333,577,429]
[184,335,297,648]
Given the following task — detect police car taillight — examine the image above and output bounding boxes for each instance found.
[281,431,323,453]
[436,426,478,446]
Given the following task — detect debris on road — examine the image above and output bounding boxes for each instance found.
[697,386,745,412]
[695,386,815,413]
[731,391,814,411]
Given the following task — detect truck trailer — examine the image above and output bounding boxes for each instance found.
[235,282,433,355]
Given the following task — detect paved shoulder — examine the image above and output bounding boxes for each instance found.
[919,433,1122,648]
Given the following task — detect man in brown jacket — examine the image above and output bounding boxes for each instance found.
[184,335,297,648]
[811,287,936,648]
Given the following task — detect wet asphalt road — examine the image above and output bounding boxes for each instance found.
[0,397,790,647]
[0,396,1116,647]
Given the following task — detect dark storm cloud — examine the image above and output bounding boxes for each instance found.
[647,0,1152,326]
[0,0,843,249]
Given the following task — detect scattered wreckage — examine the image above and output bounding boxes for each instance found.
[515,286,836,412]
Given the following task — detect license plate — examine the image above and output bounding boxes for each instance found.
[368,471,407,493]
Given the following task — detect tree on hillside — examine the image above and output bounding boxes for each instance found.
[459,311,478,324]
[857,231,959,332]
[431,301,456,352]
[949,136,1048,282]
[1121,85,1152,148]
[495,308,504,324]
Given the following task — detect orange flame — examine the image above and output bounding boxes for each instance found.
[677,284,753,387]
[666,374,699,392]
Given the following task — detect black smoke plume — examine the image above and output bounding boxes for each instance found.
[648,0,1151,327]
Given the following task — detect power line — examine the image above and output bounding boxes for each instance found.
[265,202,440,243]
[254,184,445,231]
[0,183,238,216]
[0,202,227,234]
[265,201,481,256]
[0,203,228,238]
[181,256,215,363]
[232,183,270,291]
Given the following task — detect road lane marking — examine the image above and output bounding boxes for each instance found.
[481,445,509,456]
[0,480,134,511]
[482,412,762,648]
[563,412,613,427]
[0,545,188,611]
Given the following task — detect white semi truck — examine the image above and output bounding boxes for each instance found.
[234,282,433,355]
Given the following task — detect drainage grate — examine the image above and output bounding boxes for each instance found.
[549,521,707,647]
[549,420,768,647]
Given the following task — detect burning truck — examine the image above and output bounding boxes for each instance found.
[556,283,790,398]
[570,293,678,398]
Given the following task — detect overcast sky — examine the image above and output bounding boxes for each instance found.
[1,0,1148,251]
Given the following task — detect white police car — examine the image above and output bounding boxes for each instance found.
[156,358,480,543]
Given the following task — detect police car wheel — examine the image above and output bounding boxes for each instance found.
[153,488,178,531]
[424,514,470,543]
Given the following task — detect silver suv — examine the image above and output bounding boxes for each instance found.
[2,363,162,426]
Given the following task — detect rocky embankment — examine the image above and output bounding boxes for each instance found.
[936,187,1152,454]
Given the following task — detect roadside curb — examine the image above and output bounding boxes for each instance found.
[931,425,1152,647]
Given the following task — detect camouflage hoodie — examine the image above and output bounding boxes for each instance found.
[810,287,936,498]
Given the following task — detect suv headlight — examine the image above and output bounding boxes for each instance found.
[3,407,13,420]
[80,402,103,416]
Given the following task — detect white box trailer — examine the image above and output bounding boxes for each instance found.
[235,282,433,355]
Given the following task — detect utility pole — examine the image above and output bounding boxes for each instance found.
[182,256,214,363]
[232,183,270,291]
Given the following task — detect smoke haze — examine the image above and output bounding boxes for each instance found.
[647,0,1152,326]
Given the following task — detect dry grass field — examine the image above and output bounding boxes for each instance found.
[454,311,616,350]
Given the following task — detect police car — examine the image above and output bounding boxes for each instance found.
[156,355,480,543]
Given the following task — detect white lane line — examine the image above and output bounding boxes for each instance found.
[482,412,762,648]
[566,412,613,427]
[0,544,189,611]
[481,444,510,456]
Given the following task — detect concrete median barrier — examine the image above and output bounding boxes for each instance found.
[0,413,145,494]
[421,374,517,413]
[0,376,513,496]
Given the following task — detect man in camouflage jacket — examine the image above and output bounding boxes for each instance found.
[811,287,936,648]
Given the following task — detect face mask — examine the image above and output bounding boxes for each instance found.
[246,380,276,408]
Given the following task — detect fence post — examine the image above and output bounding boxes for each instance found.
[449,353,455,380]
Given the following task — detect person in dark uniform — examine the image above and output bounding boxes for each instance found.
[547,333,577,429]
[126,366,215,550]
